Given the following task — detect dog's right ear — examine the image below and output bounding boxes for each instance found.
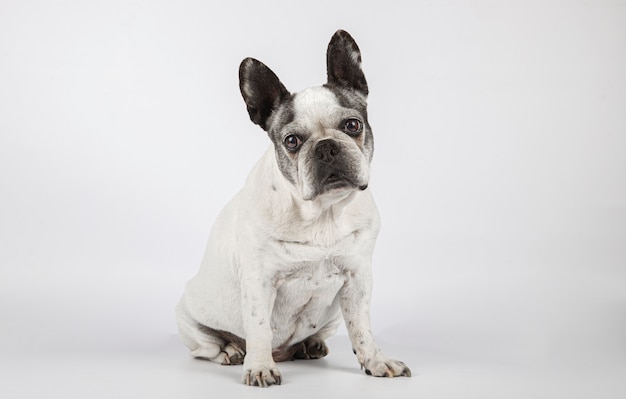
[239,58,290,131]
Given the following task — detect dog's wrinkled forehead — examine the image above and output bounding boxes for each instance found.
[293,87,340,123]
[279,88,339,136]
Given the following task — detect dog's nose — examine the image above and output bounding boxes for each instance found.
[314,140,340,163]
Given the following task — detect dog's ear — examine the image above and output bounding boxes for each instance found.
[326,30,368,97]
[239,57,290,131]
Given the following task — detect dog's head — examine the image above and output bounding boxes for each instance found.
[239,30,373,201]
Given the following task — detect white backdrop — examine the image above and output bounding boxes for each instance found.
[1,1,625,398]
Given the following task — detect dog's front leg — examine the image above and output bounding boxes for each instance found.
[240,270,281,387]
[340,263,411,378]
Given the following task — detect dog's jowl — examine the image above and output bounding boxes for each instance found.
[176,30,411,387]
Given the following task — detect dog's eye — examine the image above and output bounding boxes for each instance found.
[284,134,302,151]
[344,118,362,135]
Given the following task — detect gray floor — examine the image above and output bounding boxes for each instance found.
[2,334,624,399]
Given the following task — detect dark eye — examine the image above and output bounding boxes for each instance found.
[283,134,302,151]
[344,118,363,135]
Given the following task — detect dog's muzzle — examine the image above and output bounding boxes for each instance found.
[313,139,366,194]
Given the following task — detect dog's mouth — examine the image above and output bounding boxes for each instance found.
[324,173,346,185]
[303,171,368,201]
[321,173,367,192]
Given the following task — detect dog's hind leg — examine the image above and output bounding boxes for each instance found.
[175,298,246,365]
[191,339,245,365]
[272,334,329,362]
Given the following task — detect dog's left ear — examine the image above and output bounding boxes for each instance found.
[239,57,291,131]
[326,30,368,97]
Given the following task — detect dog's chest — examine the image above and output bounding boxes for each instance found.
[275,257,346,304]
[270,259,346,342]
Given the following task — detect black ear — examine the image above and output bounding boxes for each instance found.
[239,57,290,131]
[326,30,368,96]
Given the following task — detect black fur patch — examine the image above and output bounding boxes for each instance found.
[326,30,369,96]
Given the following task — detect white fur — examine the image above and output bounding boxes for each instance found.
[177,88,409,387]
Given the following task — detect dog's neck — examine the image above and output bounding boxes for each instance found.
[252,148,360,224]
[294,190,358,223]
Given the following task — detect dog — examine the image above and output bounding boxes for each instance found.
[176,29,411,387]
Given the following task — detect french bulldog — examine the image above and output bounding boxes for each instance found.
[176,29,411,387]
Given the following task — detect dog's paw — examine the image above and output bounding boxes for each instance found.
[362,356,411,378]
[242,366,282,387]
[293,336,329,360]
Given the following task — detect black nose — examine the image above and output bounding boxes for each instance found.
[315,140,340,163]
